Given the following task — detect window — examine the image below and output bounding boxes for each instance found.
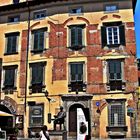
[69,25,85,50]
[107,59,125,91]
[101,22,125,47]
[69,7,83,15]
[29,62,46,93]
[34,10,46,20]
[31,28,47,53]
[108,100,125,127]
[8,16,20,23]
[68,62,86,92]
[5,32,19,55]
[29,104,44,127]
[105,5,118,12]
[2,65,17,90]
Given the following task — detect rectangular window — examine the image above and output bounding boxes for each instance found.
[101,22,125,47]
[29,62,46,93]
[105,5,118,12]
[8,16,20,23]
[5,32,19,55]
[69,25,85,50]
[106,26,120,45]
[68,62,86,92]
[3,65,17,90]
[29,104,44,127]
[108,101,125,126]
[69,7,83,15]
[31,28,47,53]
[107,60,124,91]
[34,10,46,20]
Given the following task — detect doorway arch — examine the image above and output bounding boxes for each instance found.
[69,103,84,136]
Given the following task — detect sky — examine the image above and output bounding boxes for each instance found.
[134,0,140,58]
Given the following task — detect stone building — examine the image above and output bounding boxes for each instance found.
[0,0,138,139]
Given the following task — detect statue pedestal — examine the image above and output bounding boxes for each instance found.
[49,130,67,140]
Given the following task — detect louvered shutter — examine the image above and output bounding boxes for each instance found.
[77,63,83,81]
[71,27,76,46]
[34,33,39,50]
[4,69,14,86]
[12,36,17,53]
[119,25,126,46]
[109,61,115,80]
[71,64,76,81]
[77,27,82,45]
[101,26,107,47]
[115,61,121,80]
[39,32,44,50]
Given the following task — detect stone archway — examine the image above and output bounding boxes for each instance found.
[62,94,93,139]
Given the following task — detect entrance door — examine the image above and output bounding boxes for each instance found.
[69,104,84,136]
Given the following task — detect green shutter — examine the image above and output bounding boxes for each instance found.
[101,26,107,47]
[119,25,126,46]
[4,69,15,86]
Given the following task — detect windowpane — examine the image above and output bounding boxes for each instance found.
[34,11,46,19]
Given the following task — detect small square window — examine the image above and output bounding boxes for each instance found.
[69,7,83,15]
[8,16,20,23]
[105,5,118,12]
[34,10,46,20]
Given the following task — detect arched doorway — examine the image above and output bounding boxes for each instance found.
[69,104,84,136]
[0,104,13,130]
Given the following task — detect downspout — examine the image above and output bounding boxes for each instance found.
[24,0,30,114]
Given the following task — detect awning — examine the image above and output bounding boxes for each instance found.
[0,111,13,116]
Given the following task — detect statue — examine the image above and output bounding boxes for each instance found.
[53,106,66,130]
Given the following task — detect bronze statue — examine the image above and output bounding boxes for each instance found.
[53,106,66,130]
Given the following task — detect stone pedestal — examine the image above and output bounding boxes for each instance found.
[49,130,67,140]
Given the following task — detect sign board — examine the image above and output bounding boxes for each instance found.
[77,108,88,140]
[96,102,100,107]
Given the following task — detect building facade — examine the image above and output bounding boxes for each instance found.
[0,0,138,139]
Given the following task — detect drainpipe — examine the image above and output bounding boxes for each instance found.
[24,0,30,114]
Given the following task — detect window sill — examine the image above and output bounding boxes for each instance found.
[4,52,18,55]
[2,87,17,90]
[31,49,46,54]
[68,45,85,51]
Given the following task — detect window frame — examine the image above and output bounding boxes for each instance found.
[107,100,126,127]
[29,104,44,127]
[101,22,126,48]
[31,28,47,53]
[8,16,20,23]
[69,7,83,15]
[104,4,118,13]
[33,10,46,20]
[68,25,85,50]
[107,59,125,91]
[5,32,19,55]
[29,62,46,93]
[2,65,18,90]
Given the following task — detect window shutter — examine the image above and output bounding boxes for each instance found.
[77,27,82,45]
[12,36,17,53]
[34,33,38,50]
[71,28,76,46]
[7,37,12,53]
[115,61,121,80]
[71,64,76,81]
[119,25,126,46]
[4,69,14,86]
[109,61,115,80]
[32,66,38,84]
[77,64,83,81]
[101,26,107,47]
[37,66,43,84]
[39,32,44,50]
